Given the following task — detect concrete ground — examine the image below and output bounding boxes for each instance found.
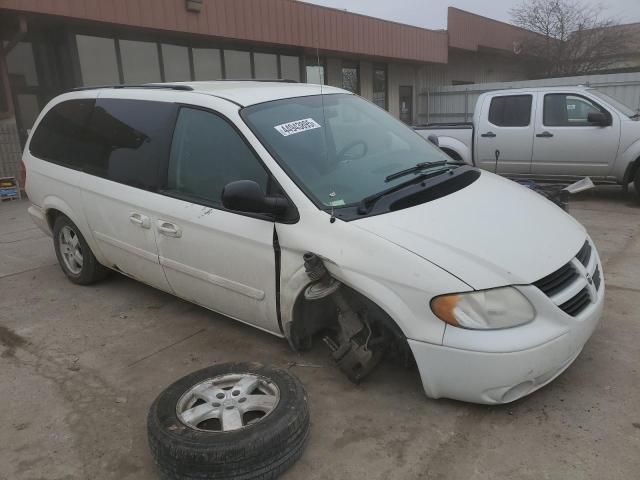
[1,188,639,480]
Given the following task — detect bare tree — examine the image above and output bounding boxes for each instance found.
[510,0,630,77]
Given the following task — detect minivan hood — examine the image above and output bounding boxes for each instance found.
[353,171,586,289]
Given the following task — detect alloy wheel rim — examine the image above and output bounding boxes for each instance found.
[59,225,83,275]
[176,373,280,432]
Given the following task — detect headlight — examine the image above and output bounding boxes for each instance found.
[431,287,535,330]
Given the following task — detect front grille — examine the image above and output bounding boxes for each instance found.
[533,262,579,297]
[559,287,591,316]
[592,266,601,291]
[533,239,601,317]
[576,241,592,267]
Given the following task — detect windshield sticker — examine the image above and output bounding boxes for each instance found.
[328,199,345,207]
[274,118,321,137]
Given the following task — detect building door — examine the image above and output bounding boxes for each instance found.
[399,86,413,125]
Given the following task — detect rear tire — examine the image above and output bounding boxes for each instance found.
[147,363,310,480]
[52,215,109,285]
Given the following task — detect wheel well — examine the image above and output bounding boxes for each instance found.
[289,284,414,365]
[632,157,640,183]
[45,208,63,231]
[441,147,462,161]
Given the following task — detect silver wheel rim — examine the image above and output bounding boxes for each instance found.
[58,225,83,275]
[176,373,280,432]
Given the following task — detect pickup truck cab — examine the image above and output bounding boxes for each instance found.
[416,86,640,197]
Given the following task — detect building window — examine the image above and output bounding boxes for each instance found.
[119,40,161,84]
[224,50,251,79]
[342,61,359,94]
[253,53,278,79]
[280,55,301,82]
[373,65,387,109]
[161,44,191,82]
[193,48,222,80]
[76,35,120,86]
[5,42,38,87]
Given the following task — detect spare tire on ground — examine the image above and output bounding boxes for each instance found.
[147,362,310,480]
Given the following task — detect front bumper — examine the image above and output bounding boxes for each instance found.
[409,276,604,405]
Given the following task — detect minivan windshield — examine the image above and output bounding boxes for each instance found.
[588,89,638,119]
[242,94,451,207]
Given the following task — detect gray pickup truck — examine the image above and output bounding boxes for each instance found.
[415,86,640,198]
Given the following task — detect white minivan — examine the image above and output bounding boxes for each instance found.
[24,81,604,404]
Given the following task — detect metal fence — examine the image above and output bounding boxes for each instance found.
[419,72,640,124]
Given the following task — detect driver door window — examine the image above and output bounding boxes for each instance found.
[166,107,269,206]
[543,94,605,127]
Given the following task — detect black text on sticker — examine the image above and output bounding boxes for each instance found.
[274,118,321,137]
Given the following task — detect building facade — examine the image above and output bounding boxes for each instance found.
[0,1,535,184]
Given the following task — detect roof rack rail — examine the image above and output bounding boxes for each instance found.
[71,84,194,92]
[214,78,299,83]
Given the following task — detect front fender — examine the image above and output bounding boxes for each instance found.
[613,138,640,182]
[280,252,446,346]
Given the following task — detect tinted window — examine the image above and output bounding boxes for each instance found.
[84,98,177,190]
[193,48,222,80]
[162,44,191,82]
[166,108,268,205]
[225,50,251,79]
[30,99,96,169]
[76,35,120,86]
[544,94,605,126]
[488,95,532,127]
[280,55,301,82]
[119,40,161,84]
[254,53,278,79]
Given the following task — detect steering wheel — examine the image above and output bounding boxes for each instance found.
[337,140,368,163]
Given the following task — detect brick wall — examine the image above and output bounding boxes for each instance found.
[0,117,22,187]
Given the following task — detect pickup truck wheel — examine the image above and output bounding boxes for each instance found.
[147,363,310,480]
[52,215,109,285]
[634,167,640,201]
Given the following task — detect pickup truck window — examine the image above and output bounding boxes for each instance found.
[488,95,532,127]
[544,94,606,127]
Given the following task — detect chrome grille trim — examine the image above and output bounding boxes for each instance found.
[534,239,601,317]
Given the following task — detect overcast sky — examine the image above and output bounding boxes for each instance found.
[302,0,640,30]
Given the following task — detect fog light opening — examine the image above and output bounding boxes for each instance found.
[501,381,535,403]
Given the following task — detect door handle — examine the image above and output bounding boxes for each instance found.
[129,212,150,229]
[536,131,554,138]
[481,131,496,138]
[157,220,182,238]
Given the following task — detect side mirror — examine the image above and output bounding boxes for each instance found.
[427,134,440,147]
[587,112,611,126]
[222,180,288,215]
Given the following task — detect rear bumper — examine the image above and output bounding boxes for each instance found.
[409,284,604,404]
[28,204,51,237]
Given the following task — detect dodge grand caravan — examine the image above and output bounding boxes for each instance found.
[24,81,604,404]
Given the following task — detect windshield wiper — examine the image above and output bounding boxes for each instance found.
[385,161,448,183]
[358,164,451,215]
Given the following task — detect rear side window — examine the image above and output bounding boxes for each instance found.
[488,95,532,127]
[30,98,177,191]
[165,107,269,206]
[84,98,177,190]
[30,99,96,169]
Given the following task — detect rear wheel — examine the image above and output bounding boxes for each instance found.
[53,215,109,285]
